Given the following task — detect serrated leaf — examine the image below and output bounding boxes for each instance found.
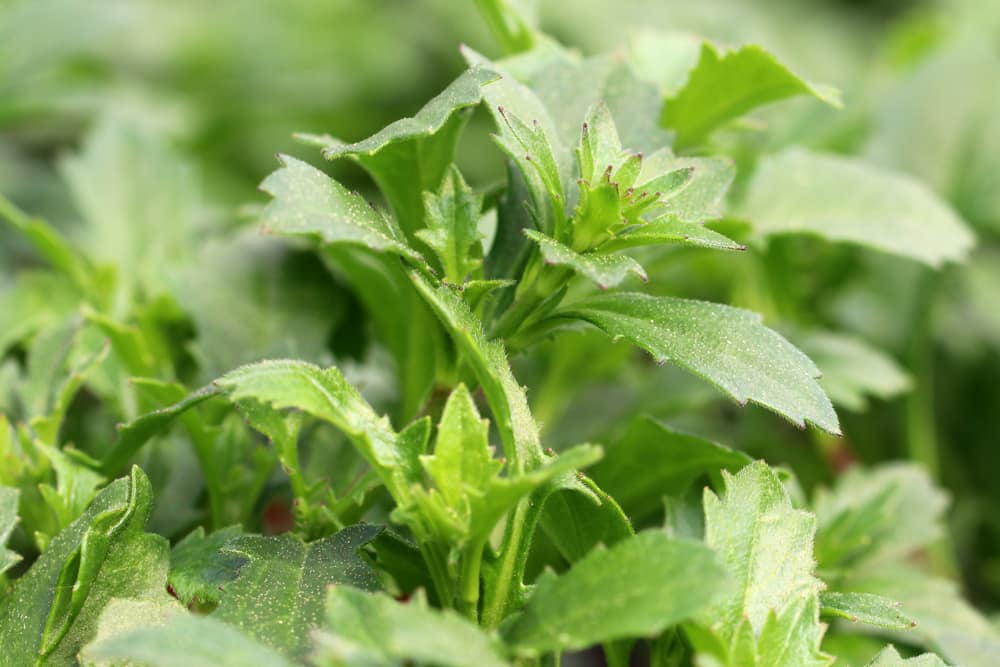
[661,43,841,149]
[259,155,420,261]
[865,646,950,667]
[697,461,823,636]
[82,613,294,667]
[168,525,244,606]
[589,415,751,522]
[0,485,21,576]
[312,587,510,667]
[216,360,421,500]
[316,67,496,235]
[416,166,484,284]
[421,384,499,509]
[503,530,729,654]
[213,525,383,659]
[820,591,915,630]
[740,149,974,267]
[525,229,647,289]
[797,332,911,412]
[557,293,840,433]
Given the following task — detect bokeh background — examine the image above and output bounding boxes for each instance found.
[2,0,998,629]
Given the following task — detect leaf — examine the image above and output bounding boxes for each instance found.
[311,587,510,667]
[599,218,744,253]
[0,467,171,663]
[796,332,911,412]
[847,567,999,667]
[421,384,500,509]
[525,229,647,289]
[0,485,21,577]
[814,463,948,569]
[259,154,420,261]
[557,293,840,433]
[216,360,421,500]
[740,149,975,267]
[213,525,383,659]
[172,235,342,378]
[644,153,735,223]
[168,525,244,606]
[82,613,294,667]
[588,415,751,522]
[315,67,497,235]
[688,461,830,667]
[660,43,841,150]
[503,530,729,654]
[416,166,484,284]
[820,591,915,630]
[697,461,823,636]
[84,597,184,662]
[537,474,633,563]
[96,383,220,474]
[865,645,949,667]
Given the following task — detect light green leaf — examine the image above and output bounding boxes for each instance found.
[0,485,21,577]
[865,645,949,667]
[0,467,170,664]
[697,461,823,636]
[537,474,633,563]
[167,525,244,606]
[416,167,484,284]
[83,597,185,665]
[312,587,510,667]
[847,567,999,667]
[525,229,647,289]
[661,43,840,150]
[216,360,421,500]
[740,149,975,267]
[503,530,729,654]
[820,591,915,630]
[82,613,294,667]
[558,293,840,433]
[599,218,744,253]
[259,155,420,261]
[314,67,496,235]
[814,463,948,569]
[213,525,383,659]
[589,415,751,522]
[643,153,735,223]
[421,384,500,509]
[797,332,911,412]
[689,462,830,667]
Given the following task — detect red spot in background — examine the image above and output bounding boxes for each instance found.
[263,499,295,535]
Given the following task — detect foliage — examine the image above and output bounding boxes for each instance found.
[1,0,997,665]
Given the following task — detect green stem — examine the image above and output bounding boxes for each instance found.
[421,541,457,610]
[458,537,487,620]
[491,255,570,341]
[905,273,939,479]
[481,490,545,628]
[473,0,536,55]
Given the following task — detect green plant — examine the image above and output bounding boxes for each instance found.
[0,1,996,666]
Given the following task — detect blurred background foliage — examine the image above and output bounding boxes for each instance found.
[1,0,998,630]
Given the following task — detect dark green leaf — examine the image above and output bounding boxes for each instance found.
[168,525,244,606]
[213,525,383,659]
[558,293,840,433]
[504,530,729,654]
[312,587,510,667]
[661,43,840,149]
[0,485,21,577]
[589,415,751,522]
